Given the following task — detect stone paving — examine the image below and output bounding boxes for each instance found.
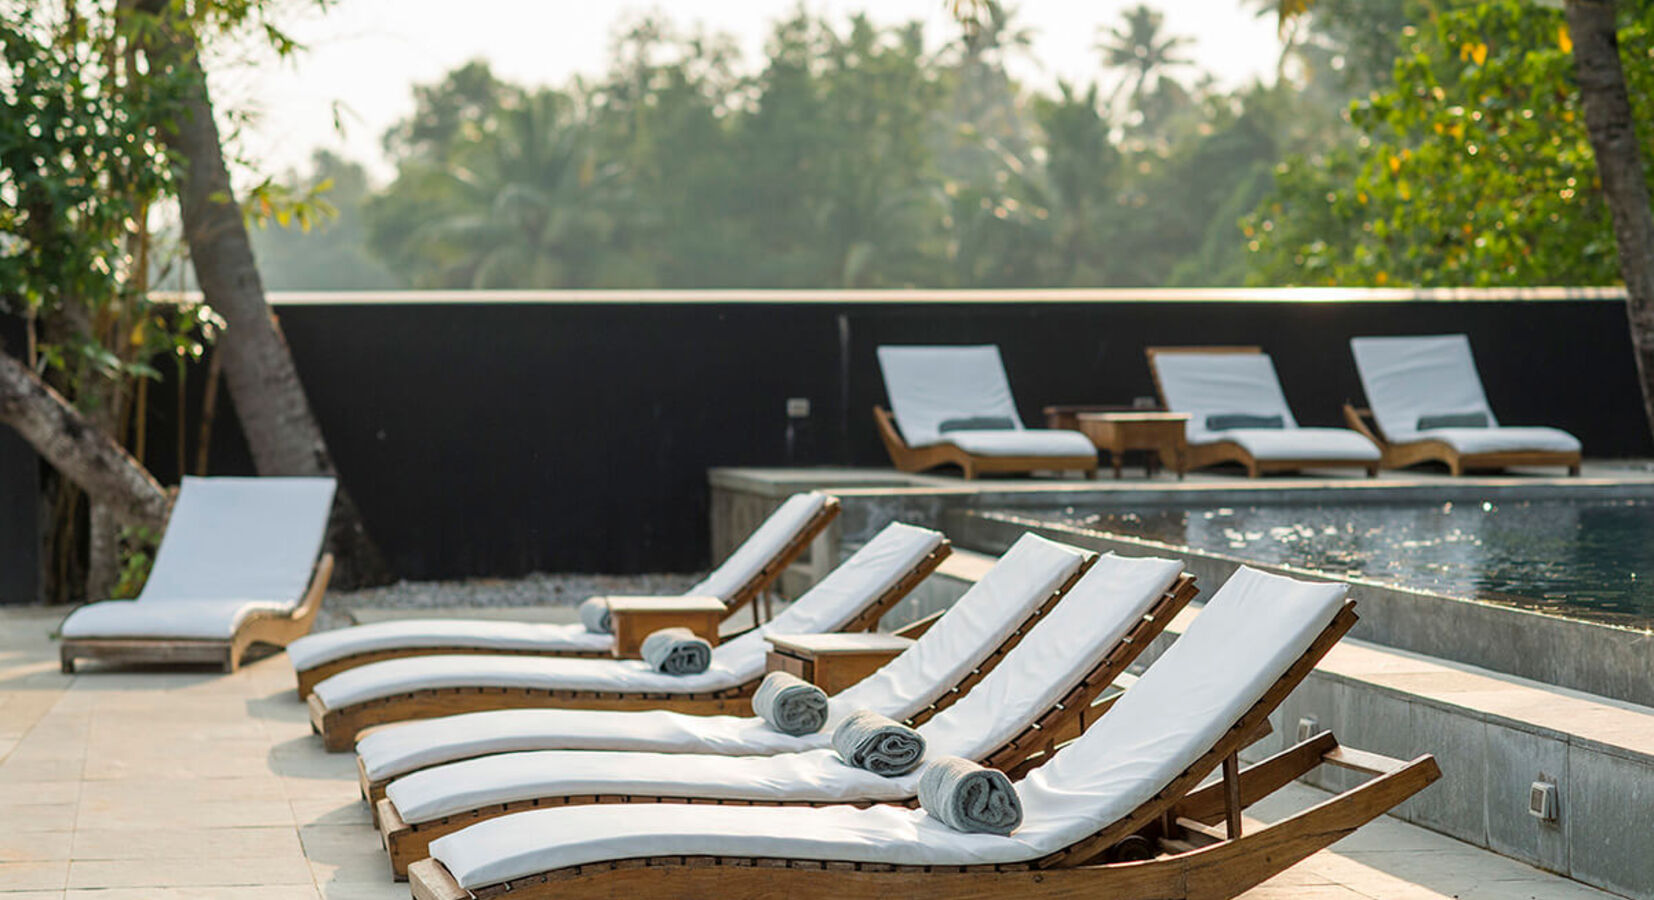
[0,604,1624,900]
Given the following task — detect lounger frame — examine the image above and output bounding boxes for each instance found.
[410,601,1441,900]
[1342,405,1581,476]
[311,540,958,752]
[376,573,1197,876]
[873,406,1098,480]
[1145,347,1379,478]
[60,554,335,675]
[294,500,842,697]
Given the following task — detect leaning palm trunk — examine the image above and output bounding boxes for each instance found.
[0,353,168,530]
[1565,0,1654,441]
[136,5,388,586]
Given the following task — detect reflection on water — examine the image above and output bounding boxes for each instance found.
[1042,500,1654,628]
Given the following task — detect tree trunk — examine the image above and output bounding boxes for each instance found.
[0,352,168,529]
[86,503,121,601]
[139,10,389,586]
[1566,0,1654,440]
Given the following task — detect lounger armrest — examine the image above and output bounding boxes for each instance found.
[603,596,725,659]
[765,632,914,694]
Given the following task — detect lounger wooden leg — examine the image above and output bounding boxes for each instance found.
[1221,753,1242,838]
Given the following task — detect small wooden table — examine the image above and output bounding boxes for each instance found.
[765,633,915,694]
[1075,412,1191,479]
[604,596,725,659]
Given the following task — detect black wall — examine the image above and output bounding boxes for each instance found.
[3,295,1648,596]
[0,314,40,604]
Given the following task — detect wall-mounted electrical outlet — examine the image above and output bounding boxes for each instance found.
[786,398,811,418]
[1296,716,1322,743]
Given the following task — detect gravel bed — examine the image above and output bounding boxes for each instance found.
[313,571,703,631]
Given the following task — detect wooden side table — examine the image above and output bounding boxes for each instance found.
[1075,412,1191,479]
[765,633,915,694]
[604,596,725,659]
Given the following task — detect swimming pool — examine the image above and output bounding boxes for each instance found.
[1029,499,1654,629]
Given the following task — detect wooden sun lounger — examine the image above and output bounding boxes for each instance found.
[1342,405,1582,476]
[1146,347,1380,478]
[309,539,961,752]
[375,573,1199,876]
[873,406,1099,480]
[408,600,1442,900]
[61,554,335,675]
[292,499,841,697]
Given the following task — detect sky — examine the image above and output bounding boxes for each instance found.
[217,0,1284,182]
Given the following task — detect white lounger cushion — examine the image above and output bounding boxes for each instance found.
[941,429,1096,459]
[1153,352,1378,460]
[430,567,1347,889]
[878,345,1022,447]
[356,533,1092,780]
[1210,428,1381,461]
[383,553,1178,820]
[313,522,947,709]
[60,476,336,640]
[286,492,830,671]
[1351,335,1581,452]
[287,621,611,670]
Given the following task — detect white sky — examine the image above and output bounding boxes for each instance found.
[216,0,1283,182]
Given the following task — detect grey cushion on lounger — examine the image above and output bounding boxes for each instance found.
[751,671,829,736]
[831,709,925,776]
[938,416,1016,433]
[919,755,1022,835]
[640,627,712,676]
[1205,413,1286,431]
[1417,411,1490,431]
[578,597,612,634]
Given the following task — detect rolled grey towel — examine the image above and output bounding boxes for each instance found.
[918,756,1022,835]
[578,597,612,634]
[752,671,829,735]
[640,627,712,675]
[831,709,925,777]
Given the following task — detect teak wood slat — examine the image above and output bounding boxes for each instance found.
[61,553,334,675]
[1342,404,1581,476]
[312,540,949,752]
[873,406,1098,480]
[1144,347,1380,478]
[408,600,1442,900]
[293,499,841,697]
[376,571,1194,878]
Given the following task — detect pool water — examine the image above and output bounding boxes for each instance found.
[1037,499,1654,629]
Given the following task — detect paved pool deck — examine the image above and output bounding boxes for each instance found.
[0,604,1625,899]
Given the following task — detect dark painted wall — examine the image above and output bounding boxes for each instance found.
[0,315,40,604]
[3,296,1648,596]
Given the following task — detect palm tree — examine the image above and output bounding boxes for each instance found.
[1096,5,1194,113]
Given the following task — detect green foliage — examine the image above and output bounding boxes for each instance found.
[1246,0,1654,286]
[111,524,161,599]
[244,5,1423,290]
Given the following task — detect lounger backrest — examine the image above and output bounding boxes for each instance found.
[685,492,832,601]
[1150,350,1300,441]
[1005,566,1347,856]
[877,345,1024,446]
[712,522,947,676]
[1351,334,1498,440]
[915,552,1183,757]
[139,476,336,604]
[829,533,1095,721]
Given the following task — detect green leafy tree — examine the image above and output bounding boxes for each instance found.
[1246,1,1651,286]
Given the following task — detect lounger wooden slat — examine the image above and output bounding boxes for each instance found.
[874,407,1099,480]
[408,600,1441,900]
[292,497,841,696]
[377,571,1195,876]
[310,538,957,751]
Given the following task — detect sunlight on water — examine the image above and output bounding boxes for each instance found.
[1041,500,1654,628]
